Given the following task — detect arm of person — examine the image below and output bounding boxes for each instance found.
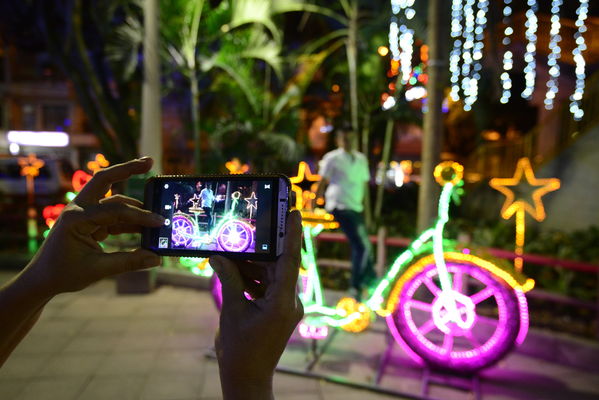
[315,177,329,205]
[210,210,303,400]
[0,158,164,365]
[316,155,333,206]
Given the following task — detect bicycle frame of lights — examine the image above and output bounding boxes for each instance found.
[298,165,534,367]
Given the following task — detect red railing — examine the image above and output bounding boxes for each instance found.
[316,232,599,274]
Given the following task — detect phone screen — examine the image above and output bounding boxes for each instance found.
[150,178,278,254]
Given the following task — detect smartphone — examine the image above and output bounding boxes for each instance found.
[142,174,291,261]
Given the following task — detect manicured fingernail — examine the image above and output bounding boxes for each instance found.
[143,255,161,267]
[151,213,165,224]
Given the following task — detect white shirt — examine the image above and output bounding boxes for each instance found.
[200,188,215,208]
[319,148,370,212]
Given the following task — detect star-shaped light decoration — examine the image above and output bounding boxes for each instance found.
[189,194,202,212]
[490,157,560,272]
[489,157,560,222]
[290,162,321,211]
[244,192,258,219]
[290,161,338,229]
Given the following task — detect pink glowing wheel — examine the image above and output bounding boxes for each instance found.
[216,220,254,252]
[171,214,195,248]
[388,261,521,373]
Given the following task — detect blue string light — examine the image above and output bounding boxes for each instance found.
[449,0,464,101]
[522,0,539,100]
[500,0,513,104]
[544,0,563,110]
[460,0,475,110]
[570,0,589,121]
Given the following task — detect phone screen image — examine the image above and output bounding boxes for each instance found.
[153,178,275,254]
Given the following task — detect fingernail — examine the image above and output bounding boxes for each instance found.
[143,255,161,267]
[139,156,151,161]
[151,213,165,224]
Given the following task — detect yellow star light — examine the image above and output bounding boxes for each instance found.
[290,162,338,229]
[290,161,321,211]
[489,157,560,222]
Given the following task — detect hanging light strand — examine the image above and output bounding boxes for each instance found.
[544,0,563,110]
[460,0,475,110]
[388,1,416,86]
[570,0,589,121]
[449,0,464,101]
[464,0,489,109]
[500,0,513,104]
[522,0,539,100]
[399,26,415,84]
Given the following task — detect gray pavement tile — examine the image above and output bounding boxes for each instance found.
[0,378,27,398]
[76,375,145,400]
[62,335,120,353]
[114,332,168,351]
[78,318,130,336]
[199,362,221,398]
[125,319,176,336]
[15,376,88,400]
[27,319,85,337]
[140,373,202,400]
[95,350,158,376]
[150,349,206,375]
[11,333,72,355]
[162,333,210,350]
[273,373,321,395]
[0,354,51,379]
[38,353,105,377]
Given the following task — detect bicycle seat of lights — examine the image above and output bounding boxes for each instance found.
[300,208,339,230]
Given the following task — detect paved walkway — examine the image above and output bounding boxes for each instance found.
[0,271,598,400]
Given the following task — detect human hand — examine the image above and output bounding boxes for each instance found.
[25,157,164,297]
[210,210,303,400]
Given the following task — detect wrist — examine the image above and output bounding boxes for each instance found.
[18,260,59,301]
[219,368,274,400]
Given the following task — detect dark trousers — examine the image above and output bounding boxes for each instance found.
[204,207,213,231]
[332,209,376,291]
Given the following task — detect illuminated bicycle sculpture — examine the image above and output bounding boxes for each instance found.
[209,161,534,373]
[298,161,534,373]
[171,191,255,253]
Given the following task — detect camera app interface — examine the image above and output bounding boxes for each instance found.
[156,179,274,253]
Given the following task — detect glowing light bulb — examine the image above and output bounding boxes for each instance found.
[569,0,588,121]
[500,0,513,104]
[544,0,562,110]
[522,0,539,100]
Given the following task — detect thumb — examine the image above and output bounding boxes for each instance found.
[210,256,245,313]
[92,248,161,279]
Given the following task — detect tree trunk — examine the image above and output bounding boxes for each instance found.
[374,118,394,222]
[190,71,201,173]
[417,0,450,232]
[140,0,162,172]
[346,0,359,137]
[361,112,372,228]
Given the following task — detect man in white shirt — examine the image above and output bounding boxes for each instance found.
[192,181,215,231]
[316,127,375,300]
